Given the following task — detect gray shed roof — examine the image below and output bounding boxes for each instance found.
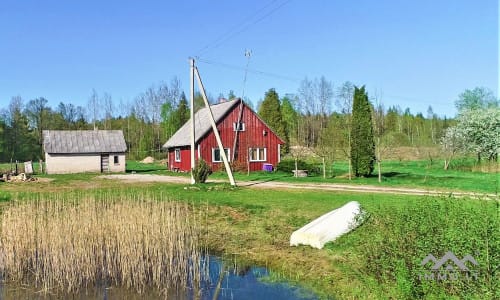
[43,130,127,154]
[163,99,240,149]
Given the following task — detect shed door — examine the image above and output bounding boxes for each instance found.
[101,154,109,173]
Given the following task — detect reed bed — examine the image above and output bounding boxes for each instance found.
[0,191,205,297]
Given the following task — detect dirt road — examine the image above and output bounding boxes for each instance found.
[99,174,497,199]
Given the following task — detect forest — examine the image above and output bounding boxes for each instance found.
[0,77,498,174]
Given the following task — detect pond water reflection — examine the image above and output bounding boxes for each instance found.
[0,256,317,300]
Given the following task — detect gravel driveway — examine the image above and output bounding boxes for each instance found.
[99,174,497,199]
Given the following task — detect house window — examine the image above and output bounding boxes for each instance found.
[174,148,181,162]
[113,155,119,165]
[233,122,245,131]
[249,148,267,162]
[212,148,230,163]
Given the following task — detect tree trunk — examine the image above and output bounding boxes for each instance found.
[294,157,298,178]
[348,132,352,180]
[378,160,382,183]
[322,157,326,179]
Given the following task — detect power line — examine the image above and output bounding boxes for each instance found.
[195,0,293,57]
[197,58,300,83]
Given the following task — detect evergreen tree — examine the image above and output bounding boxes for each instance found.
[350,86,375,177]
[280,96,298,144]
[258,89,289,152]
[172,92,189,131]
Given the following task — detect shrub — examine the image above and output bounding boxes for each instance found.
[0,190,11,202]
[358,196,498,298]
[192,159,212,183]
[277,159,319,175]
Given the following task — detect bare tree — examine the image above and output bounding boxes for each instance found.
[102,92,114,130]
[317,76,333,129]
[87,89,100,130]
[335,81,354,180]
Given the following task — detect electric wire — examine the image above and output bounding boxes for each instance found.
[197,58,300,83]
[195,0,293,57]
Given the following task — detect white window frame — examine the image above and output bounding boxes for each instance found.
[233,122,245,132]
[249,147,267,162]
[174,148,181,162]
[212,148,230,163]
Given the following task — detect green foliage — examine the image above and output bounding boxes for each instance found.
[280,96,297,147]
[350,86,375,177]
[358,196,499,299]
[0,190,12,202]
[276,159,319,175]
[258,89,289,152]
[455,87,498,112]
[172,93,190,131]
[192,159,212,183]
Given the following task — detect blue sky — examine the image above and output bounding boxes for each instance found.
[0,0,497,117]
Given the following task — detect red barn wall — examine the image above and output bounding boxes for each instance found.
[167,102,284,172]
[168,146,191,171]
[199,103,284,172]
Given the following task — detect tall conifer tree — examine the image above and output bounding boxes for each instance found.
[258,88,289,152]
[350,86,375,177]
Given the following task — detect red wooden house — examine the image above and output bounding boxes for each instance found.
[162,99,285,172]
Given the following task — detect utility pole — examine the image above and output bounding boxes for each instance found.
[189,58,196,184]
[194,65,236,186]
[241,49,252,99]
[188,58,236,186]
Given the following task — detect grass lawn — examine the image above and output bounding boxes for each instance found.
[2,158,498,194]
[209,159,499,194]
[1,176,498,299]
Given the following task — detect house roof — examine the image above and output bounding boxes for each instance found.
[162,99,241,149]
[43,130,127,154]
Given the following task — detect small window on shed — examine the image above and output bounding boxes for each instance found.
[113,155,119,165]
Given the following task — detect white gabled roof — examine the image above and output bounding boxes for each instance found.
[162,99,240,149]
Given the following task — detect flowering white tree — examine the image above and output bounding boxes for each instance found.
[441,126,466,170]
[456,108,500,161]
[442,107,500,168]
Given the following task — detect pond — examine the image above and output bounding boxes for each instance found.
[0,256,318,300]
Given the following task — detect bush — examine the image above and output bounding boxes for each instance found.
[192,159,212,183]
[0,190,11,202]
[358,197,498,298]
[277,159,319,175]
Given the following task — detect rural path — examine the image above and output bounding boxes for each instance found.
[99,174,497,199]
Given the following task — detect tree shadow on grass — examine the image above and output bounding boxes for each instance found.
[381,172,409,178]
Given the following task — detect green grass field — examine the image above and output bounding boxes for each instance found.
[209,159,500,194]
[1,175,498,299]
[2,158,498,194]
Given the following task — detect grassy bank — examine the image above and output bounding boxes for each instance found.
[3,178,497,299]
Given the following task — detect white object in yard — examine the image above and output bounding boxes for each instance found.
[290,201,362,249]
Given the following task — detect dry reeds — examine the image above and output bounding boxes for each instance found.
[0,191,204,296]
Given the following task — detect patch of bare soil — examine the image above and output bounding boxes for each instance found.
[140,156,155,163]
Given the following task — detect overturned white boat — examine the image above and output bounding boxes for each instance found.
[290,201,363,249]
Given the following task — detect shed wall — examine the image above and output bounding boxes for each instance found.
[45,153,125,174]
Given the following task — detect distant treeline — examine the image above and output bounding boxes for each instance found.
[1,77,495,165]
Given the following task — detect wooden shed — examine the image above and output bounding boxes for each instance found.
[162,99,285,172]
[43,130,127,174]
